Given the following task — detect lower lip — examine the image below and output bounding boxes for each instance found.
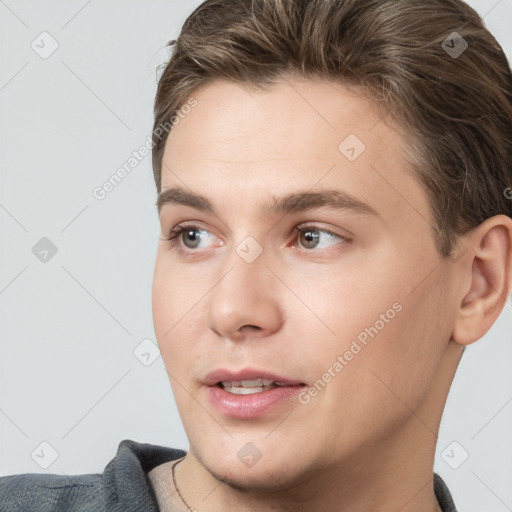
[206,384,305,419]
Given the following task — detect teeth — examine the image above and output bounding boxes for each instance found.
[226,386,270,395]
[220,379,289,394]
[242,379,274,386]
[221,379,276,387]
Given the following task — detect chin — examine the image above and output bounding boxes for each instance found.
[192,440,316,494]
[210,461,300,492]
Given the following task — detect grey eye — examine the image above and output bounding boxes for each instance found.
[182,228,203,249]
[299,229,320,249]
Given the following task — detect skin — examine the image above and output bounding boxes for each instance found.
[152,76,512,512]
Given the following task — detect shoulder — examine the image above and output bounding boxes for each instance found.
[433,473,458,512]
[0,439,186,512]
[0,472,102,512]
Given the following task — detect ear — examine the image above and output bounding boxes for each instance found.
[452,215,512,346]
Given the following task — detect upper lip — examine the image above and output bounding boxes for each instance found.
[204,368,305,386]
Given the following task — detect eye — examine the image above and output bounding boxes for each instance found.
[161,223,349,255]
[292,224,348,250]
[164,224,219,250]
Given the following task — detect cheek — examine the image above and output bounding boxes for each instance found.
[153,253,203,325]
[152,256,205,366]
[337,278,450,424]
[304,259,449,431]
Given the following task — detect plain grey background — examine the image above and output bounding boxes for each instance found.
[1,1,511,510]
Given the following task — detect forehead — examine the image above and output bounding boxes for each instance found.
[160,77,431,230]
[164,77,386,164]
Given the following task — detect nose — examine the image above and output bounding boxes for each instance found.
[204,243,284,342]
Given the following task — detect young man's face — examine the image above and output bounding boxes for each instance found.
[152,77,460,488]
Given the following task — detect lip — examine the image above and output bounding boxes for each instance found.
[203,367,306,419]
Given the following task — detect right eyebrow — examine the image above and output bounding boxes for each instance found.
[157,186,215,215]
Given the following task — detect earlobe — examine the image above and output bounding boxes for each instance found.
[451,215,512,346]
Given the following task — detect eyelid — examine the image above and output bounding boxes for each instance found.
[289,224,351,252]
[294,222,353,241]
[166,222,221,247]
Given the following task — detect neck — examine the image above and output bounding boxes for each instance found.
[174,341,462,512]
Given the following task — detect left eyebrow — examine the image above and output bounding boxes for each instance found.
[262,189,378,218]
[156,186,379,218]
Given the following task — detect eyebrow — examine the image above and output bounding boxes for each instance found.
[156,186,378,218]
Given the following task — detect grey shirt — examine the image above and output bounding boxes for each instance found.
[0,439,458,511]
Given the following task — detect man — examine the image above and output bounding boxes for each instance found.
[2,0,511,510]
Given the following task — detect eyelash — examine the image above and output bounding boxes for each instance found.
[162,223,350,254]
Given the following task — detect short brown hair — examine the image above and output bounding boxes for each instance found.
[152,0,512,256]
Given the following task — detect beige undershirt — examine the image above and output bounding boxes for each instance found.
[149,461,449,512]
[148,459,190,512]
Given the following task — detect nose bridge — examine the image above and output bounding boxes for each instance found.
[204,235,282,338]
[219,233,269,292]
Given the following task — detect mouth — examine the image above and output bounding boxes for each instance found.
[204,368,307,418]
